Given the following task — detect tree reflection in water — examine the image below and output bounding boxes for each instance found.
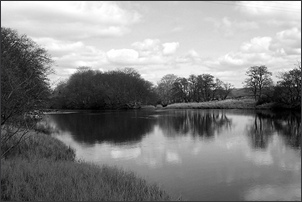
[48,111,156,144]
[246,110,301,150]
[157,110,233,139]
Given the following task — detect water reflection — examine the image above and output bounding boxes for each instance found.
[244,184,301,201]
[246,110,301,150]
[157,110,232,138]
[47,111,156,144]
[42,109,301,201]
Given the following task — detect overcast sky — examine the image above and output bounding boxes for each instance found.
[1,1,301,88]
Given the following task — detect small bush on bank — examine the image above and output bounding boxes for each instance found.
[1,158,171,201]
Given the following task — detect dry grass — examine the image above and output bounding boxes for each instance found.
[164,99,256,109]
[1,158,171,201]
[1,130,75,161]
[1,128,173,201]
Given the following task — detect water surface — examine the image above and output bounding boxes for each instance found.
[42,109,301,201]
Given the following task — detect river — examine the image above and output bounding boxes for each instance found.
[40,109,301,201]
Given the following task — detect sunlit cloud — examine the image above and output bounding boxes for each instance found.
[162,42,180,55]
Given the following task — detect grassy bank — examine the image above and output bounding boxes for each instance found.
[1,130,173,201]
[164,99,257,109]
[162,99,299,110]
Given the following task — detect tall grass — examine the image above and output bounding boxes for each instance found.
[1,158,171,201]
[1,128,174,201]
[1,130,75,161]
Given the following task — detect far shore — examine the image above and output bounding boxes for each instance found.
[145,99,289,110]
[41,98,299,113]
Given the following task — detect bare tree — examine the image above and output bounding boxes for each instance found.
[1,27,53,158]
[243,65,273,100]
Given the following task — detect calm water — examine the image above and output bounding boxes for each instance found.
[41,109,301,201]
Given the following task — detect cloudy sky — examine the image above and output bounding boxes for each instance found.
[1,1,301,88]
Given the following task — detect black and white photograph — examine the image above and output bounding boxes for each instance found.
[1,1,301,201]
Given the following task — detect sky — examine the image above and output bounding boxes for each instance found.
[1,1,301,88]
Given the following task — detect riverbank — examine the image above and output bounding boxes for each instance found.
[160,99,294,110]
[1,129,173,201]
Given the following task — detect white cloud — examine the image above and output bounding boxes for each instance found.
[240,37,272,53]
[131,39,162,57]
[269,27,301,55]
[162,42,180,55]
[106,39,181,65]
[1,1,141,39]
[235,1,301,29]
[106,49,139,64]
[31,37,108,85]
[204,17,259,37]
[203,27,301,86]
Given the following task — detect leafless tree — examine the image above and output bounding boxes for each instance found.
[1,27,53,158]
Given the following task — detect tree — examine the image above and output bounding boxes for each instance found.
[187,74,198,102]
[156,74,178,106]
[243,65,273,100]
[172,77,189,103]
[273,62,301,108]
[196,74,215,101]
[1,27,53,158]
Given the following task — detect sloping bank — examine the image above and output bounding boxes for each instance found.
[1,131,173,201]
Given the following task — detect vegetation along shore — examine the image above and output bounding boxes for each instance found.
[1,129,174,201]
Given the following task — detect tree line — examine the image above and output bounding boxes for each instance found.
[156,74,233,106]
[1,26,301,116]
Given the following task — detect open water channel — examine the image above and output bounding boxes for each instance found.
[41,109,301,201]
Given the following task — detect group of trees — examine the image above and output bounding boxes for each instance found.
[243,64,301,109]
[156,74,233,106]
[50,67,157,109]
